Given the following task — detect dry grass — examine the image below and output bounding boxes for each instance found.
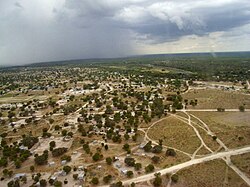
[147,116,200,154]
[85,163,120,185]
[176,159,248,187]
[182,88,250,109]
[231,153,250,178]
[7,119,49,139]
[190,112,250,149]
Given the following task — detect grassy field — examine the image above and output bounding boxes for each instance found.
[231,153,250,178]
[176,159,248,187]
[147,116,200,154]
[190,112,250,149]
[182,89,250,109]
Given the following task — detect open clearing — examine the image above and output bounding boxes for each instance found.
[147,116,200,154]
[182,89,250,109]
[231,153,250,178]
[189,112,250,149]
[176,160,248,187]
[0,95,48,103]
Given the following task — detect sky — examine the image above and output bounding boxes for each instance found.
[1,0,250,66]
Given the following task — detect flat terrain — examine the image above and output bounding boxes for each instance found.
[1,59,250,187]
[231,153,250,178]
[147,116,200,154]
[182,89,250,109]
[189,112,250,149]
[177,160,248,187]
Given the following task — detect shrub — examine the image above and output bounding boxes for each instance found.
[52,147,67,157]
[91,177,99,185]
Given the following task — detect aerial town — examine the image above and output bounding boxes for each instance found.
[0,56,250,187]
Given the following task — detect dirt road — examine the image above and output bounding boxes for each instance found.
[100,146,250,186]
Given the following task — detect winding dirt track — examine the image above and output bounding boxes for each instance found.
[101,111,250,187]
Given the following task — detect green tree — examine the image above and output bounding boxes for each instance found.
[126,171,133,178]
[143,141,152,152]
[49,118,54,124]
[54,180,62,187]
[151,156,160,164]
[152,145,162,153]
[54,125,60,131]
[73,174,78,180]
[92,152,102,161]
[49,141,56,148]
[30,165,35,172]
[52,147,67,157]
[239,105,245,112]
[63,165,72,174]
[145,164,154,173]
[153,173,162,187]
[40,179,47,187]
[106,157,112,165]
[124,157,135,167]
[104,144,109,150]
[123,143,130,151]
[91,177,99,185]
[134,163,142,171]
[171,174,179,183]
[103,175,112,184]
[15,159,21,168]
[61,129,67,136]
[166,148,176,157]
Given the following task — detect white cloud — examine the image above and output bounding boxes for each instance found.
[0,0,250,66]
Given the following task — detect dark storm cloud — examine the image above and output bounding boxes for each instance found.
[111,0,250,42]
[0,0,250,66]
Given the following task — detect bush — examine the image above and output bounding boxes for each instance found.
[106,157,112,165]
[239,105,245,112]
[152,145,162,153]
[171,174,179,183]
[52,147,67,157]
[143,141,152,152]
[151,156,160,164]
[49,141,56,148]
[166,148,176,157]
[63,165,72,174]
[145,164,154,173]
[91,177,99,185]
[124,157,135,167]
[92,153,102,161]
[22,136,39,149]
[30,165,35,172]
[54,125,60,131]
[35,154,48,165]
[126,171,133,178]
[110,181,123,187]
[134,163,142,171]
[61,155,71,162]
[54,180,62,187]
[40,179,47,187]
[73,174,78,180]
[153,173,162,187]
[103,175,112,184]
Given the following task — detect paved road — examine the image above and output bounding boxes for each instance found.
[100,146,250,186]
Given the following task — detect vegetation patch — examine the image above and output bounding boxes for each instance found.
[147,116,200,154]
